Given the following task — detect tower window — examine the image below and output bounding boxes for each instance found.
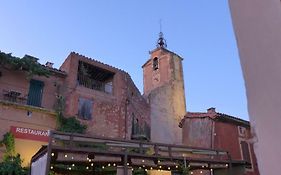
[153,57,159,70]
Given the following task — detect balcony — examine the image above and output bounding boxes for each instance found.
[1,88,56,114]
[2,90,27,105]
[77,74,112,94]
[77,61,114,94]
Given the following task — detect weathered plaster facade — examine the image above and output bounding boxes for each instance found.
[60,52,150,139]
[0,64,65,165]
[143,48,186,144]
[180,108,259,175]
[0,51,150,166]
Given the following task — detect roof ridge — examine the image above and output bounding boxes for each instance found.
[71,51,129,74]
[217,112,249,123]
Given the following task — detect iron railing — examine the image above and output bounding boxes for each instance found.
[1,89,28,105]
[77,74,113,94]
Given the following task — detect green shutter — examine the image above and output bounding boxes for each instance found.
[27,79,44,107]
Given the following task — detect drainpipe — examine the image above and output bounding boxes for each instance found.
[211,120,215,149]
[125,98,129,139]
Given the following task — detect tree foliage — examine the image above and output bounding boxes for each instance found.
[57,114,87,134]
[0,51,51,78]
[0,132,27,175]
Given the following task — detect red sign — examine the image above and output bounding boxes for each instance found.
[10,126,50,142]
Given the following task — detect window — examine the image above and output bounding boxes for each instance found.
[131,113,150,141]
[153,57,159,70]
[240,140,252,169]
[27,79,44,107]
[238,126,246,137]
[78,98,93,120]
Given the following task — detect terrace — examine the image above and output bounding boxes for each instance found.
[77,61,114,94]
[31,131,248,175]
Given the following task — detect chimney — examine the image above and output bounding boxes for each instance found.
[207,107,216,113]
[45,62,54,68]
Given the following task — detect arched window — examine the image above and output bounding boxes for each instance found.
[153,57,159,70]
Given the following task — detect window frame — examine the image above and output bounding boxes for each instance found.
[152,57,159,70]
[78,97,93,120]
[239,138,254,172]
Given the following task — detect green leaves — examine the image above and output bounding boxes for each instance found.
[0,133,27,175]
[57,115,87,134]
[1,132,15,158]
[0,51,51,78]
[55,95,87,134]
[0,154,27,175]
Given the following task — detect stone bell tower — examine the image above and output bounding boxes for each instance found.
[142,32,186,144]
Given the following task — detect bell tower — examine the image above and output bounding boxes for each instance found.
[142,32,186,144]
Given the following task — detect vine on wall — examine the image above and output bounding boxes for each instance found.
[55,95,87,134]
[0,51,51,78]
[0,132,27,175]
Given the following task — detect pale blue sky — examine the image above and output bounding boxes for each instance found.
[0,1,248,120]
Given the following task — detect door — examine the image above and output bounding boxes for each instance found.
[27,79,44,107]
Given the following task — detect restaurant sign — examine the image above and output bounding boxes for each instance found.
[10,126,50,142]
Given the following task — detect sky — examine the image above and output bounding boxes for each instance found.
[0,1,249,120]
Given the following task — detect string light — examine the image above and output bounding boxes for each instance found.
[168,167,170,170]
[102,166,105,169]
[175,165,178,168]
[72,164,75,167]
[127,163,130,166]
[64,154,68,158]
[142,160,145,163]
[190,172,193,175]
[200,171,203,173]
[51,153,55,157]
[50,166,53,170]
[159,166,162,168]
[113,163,116,166]
[91,163,94,166]
[150,167,153,170]
[86,167,89,170]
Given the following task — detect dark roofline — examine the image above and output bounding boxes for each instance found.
[43,65,67,77]
[180,110,250,128]
[216,113,250,127]
[71,52,129,74]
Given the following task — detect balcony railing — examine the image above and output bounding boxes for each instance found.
[1,90,27,105]
[77,74,113,94]
[1,89,54,110]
